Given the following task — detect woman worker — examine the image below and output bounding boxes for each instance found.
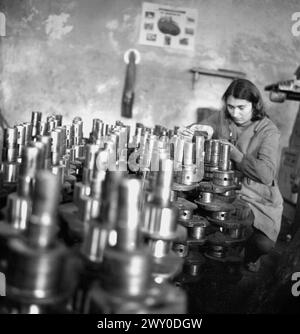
[189,78,283,272]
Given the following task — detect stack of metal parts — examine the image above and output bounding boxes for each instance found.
[86,178,186,314]
[141,159,182,283]
[0,110,254,313]
[173,199,209,281]
[0,112,190,314]
[195,140,249,262]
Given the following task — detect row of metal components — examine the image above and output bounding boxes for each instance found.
[0,111,193,314]
[198,139,246,260]
[0,110,250,312]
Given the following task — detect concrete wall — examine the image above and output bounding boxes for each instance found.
[0,0,300,149]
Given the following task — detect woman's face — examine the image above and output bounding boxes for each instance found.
[226,96,253,126]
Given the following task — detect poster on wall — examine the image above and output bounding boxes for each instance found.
[138,2,198,51]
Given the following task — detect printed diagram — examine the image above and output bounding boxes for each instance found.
[139,2,198,51]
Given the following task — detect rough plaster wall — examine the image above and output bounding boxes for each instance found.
[0,0,300,149]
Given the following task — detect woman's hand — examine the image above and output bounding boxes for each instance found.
[219,139,244,164]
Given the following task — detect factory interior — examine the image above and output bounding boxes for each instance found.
[0,0,300,316]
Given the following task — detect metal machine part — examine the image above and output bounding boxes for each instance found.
[73,144,100,206]
[213,170,235,187]
[85,178,186,314]
[176,197,209,249]
[3,171,77,313]
[175,197,198,221]
[23,123,33,145]
[141,159,183,282]
[31,111,42,140]
[218,143,231,171]
[210,210,231,221]
[1,127,19,184]
[173,242,189,258]
[4,145,41,229]
[1,110,255,314]
[215,189,236,203]
[204,139,220,166]
[204,164,218,181]
[85,178,153,313]
[198,191,214,204]
[206,244,227,259]
[185,216,209,241]
[174,140,203,186]
[72,170,111,314]
[15,125,26,161]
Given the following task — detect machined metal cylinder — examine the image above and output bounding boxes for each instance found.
[18,145,42,197]
[204,165,218,180]
[115,178,142,252]
[52,165,65,185]
[183,141,194,166]
[218,143,231,171]
[15,125,26,158]
[23,122,33,145]
[134,123,144,148]
[56,126,67,156]
[204,140,212,164]
[82,144,100,185]
[31,111,42,139]
[174,138,184,171]
[3,127,18,162]
[55,115,63,127]
[46,116,57,134]
[142,205,178,240]
[84,144,100,171]
[72,120,83,146]
[99,171,124,230]
[65,125,74,149]
[2,162,19,183]
[6,237,68,301]
[51,130,63,166]
[210,211,231,221]
[195,135,205,166]
[210,139,221,166]
[81,221,110,263]
[101,247,152,299]
[26,171,60,248]
[148,239,171,258]
[150,159,173,206]
[6,192,31,230]
[91,119,103,144]
[176,165,196,185]
[73,182,91,205]
[215,189,236,203]
[36,136,52,170]
[213,170,235,186]
[187,217,208,240]
[199,191,213,203]
[37,121,47,136]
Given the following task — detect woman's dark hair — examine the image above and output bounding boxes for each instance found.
[222,79,267,121]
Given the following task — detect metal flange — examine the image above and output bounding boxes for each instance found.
[172,182,199,192]
[198,181,238,194]
[174,197,198,221]
[195,198,235,212]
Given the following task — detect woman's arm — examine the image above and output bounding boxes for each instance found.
[236,129,281,185]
